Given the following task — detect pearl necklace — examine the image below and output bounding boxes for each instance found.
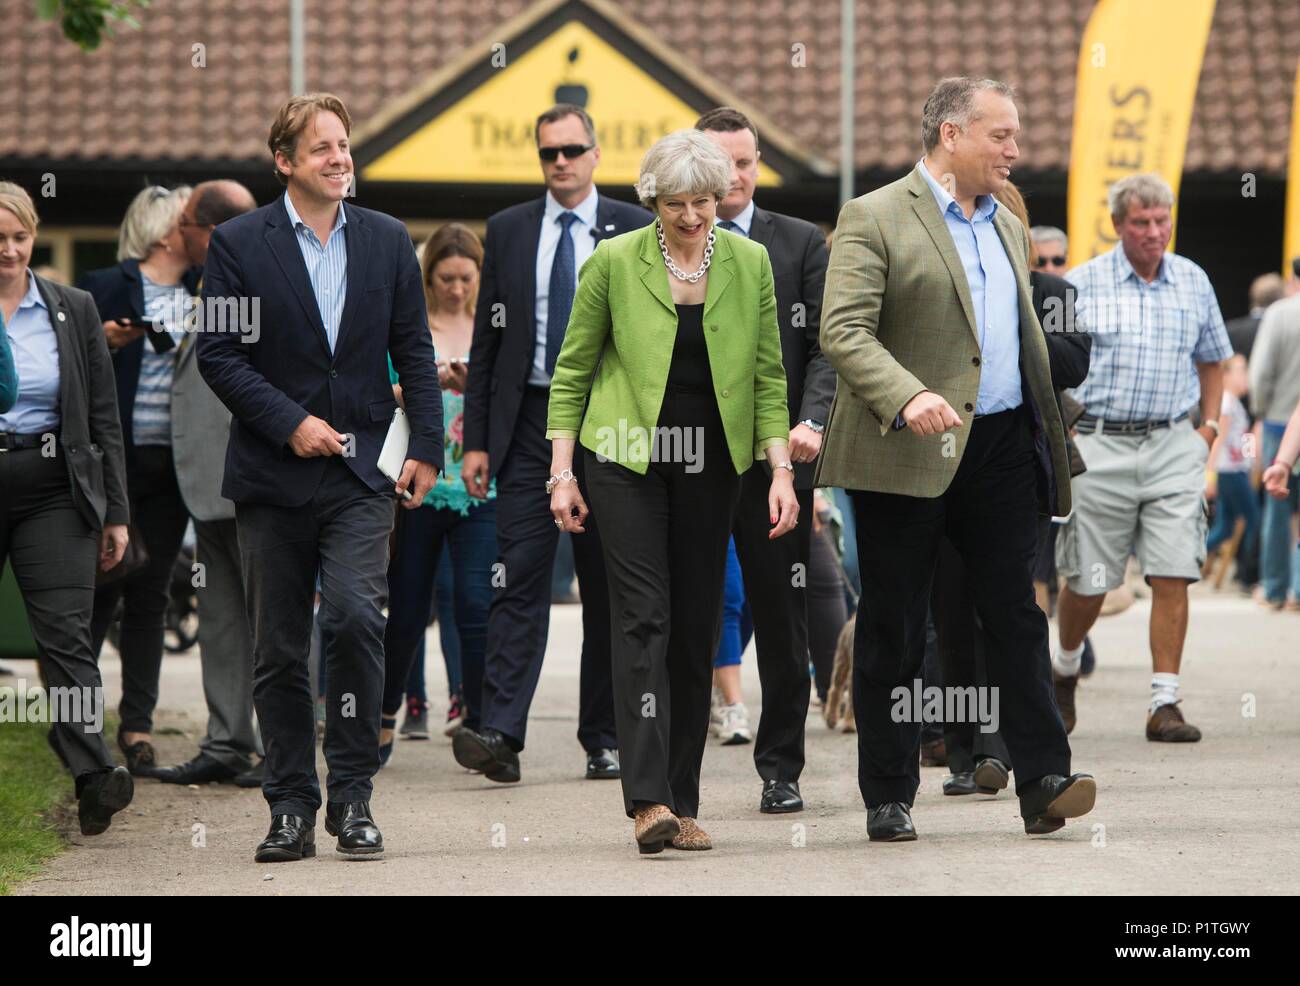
[657,218,714,283]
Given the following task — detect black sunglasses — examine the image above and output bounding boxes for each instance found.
[538,143,595,162]
[1038,255,1067,267]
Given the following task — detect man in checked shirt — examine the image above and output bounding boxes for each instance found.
[1053,173,1231,743]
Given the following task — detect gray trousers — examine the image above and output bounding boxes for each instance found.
[194,518,260,771]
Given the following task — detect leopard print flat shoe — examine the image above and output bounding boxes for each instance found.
[669,816,712,851]
[633,804,679,854]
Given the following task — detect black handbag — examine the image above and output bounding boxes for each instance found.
[94,524,149,588]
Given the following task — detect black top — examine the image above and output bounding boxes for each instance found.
[667,303,711,391]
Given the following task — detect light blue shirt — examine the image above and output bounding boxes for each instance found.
[284,191,348,353]
[917,161,1022,415]
[131,273,187,446]
[531,185,599,386]
[0,272,60,434]
[715,198,755,237]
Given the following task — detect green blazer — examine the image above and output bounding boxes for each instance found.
[813,166,1072,517]
[547,221,789,475]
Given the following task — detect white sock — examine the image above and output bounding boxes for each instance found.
[1151,673,1179,712]
[1053,641,1085,678]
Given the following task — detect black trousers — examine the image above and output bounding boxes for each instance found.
[583,386,741,818]
[1,446,114,780]
[235,456,393,822]
[931,536,1012,773]
[479,385,616,753]
[90,444,190,734]
[849,405,1070,808]
[732,466,813,782]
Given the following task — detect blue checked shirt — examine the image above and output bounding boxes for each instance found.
[284,191,347,352]
[1066,245,1231,422]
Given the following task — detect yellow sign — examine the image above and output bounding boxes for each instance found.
[1285,59,1300,274]
[1067,0,1216,267]
[363,20,781,186]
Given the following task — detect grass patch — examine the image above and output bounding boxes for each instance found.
[0,719,72,895]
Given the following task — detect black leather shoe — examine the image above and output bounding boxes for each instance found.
[868,802,917,842]
[77,767,134,836]
[759,779,804,813]
[116,727,161,778]
[1019,772,1097,834]
[452,727,520,783]
[254,814,315,862]
[942,771,978,796]
[973,757,1010,795]
[234,759,265,789]
[156,753,240,785]
[585,748,620,779]
[324,801,384,855]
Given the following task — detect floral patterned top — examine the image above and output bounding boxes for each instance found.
[389,355,495,514]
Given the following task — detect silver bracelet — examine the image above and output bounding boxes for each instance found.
[545,468,576,495]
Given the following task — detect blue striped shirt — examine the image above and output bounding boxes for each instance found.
[131,274,187,446]
[284,191,347,352]
[1066,245,1231,422]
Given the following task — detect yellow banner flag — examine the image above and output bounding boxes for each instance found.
[1067,0,1216,268]
[1285,59,1300,274]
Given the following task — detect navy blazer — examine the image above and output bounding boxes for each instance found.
[76,258,202,456]
[463,192,652,475]
[196,197,443,507]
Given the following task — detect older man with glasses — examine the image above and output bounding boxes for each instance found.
[1030,226,1069,274]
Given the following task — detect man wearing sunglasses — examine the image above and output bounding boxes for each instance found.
[1030,225,1068,273]
[458,104,651,785]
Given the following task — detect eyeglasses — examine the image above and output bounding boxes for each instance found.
[1038,255,1067,268]
[538,143,595,162]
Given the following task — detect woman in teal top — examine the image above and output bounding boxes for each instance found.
[546,130,798,854]
[0,309,16,412]
[380,224,498,765]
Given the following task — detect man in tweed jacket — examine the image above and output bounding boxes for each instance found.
[815,77,1096,842]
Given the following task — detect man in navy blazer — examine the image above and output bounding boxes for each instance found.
[197,93,442,863]
[456,104,651,784]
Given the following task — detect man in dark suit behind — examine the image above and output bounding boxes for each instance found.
[197,93,443,863]
[455,104,651,783]
[696,107,835,814]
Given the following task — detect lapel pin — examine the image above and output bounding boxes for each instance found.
[57,311,66,321]
[605,224,616,231]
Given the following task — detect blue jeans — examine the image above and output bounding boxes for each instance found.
[382,501,498,729]
[1207,471,1260,556]
[402,544,461,703]
[1260,425,1300,602]
[714,537,753,668]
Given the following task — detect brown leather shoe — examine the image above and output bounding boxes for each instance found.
[1053,671,1078,734]
[1146,703,1201,742]
[633,804,679,855]
[670,816,712,851]
[919,738,947,767]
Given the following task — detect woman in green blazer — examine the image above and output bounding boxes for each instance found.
[546,129,798,855]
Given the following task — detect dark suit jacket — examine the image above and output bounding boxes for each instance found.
[196,197,443,507]
[463,192,652,475]
[31,273,129,529]
[1031,270,1091,478]
[748,206,834,489]
[1225,311,1261,360]
[76,258,202,458]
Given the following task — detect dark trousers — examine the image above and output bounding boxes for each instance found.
[1,447,114,780]
[931,536,1012,774]
[849,406,1070,808]
[583,387,741,818]
[90,444,190,734]
[732,466,813,782]
[807,523,848,700]
[479,385,616,753]
[382,500,497,726]
[235,456,393,822]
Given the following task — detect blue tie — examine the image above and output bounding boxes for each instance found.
[719,219,746,237]
[545,211,579,376]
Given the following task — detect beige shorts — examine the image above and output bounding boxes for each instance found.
[1056,419,1209,596]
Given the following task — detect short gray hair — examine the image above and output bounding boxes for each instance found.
[118,185,191,262]
[1108,173,1174,223]
[634,129,732,209]
[1030,225,1068,251]
[921,77,1016,153]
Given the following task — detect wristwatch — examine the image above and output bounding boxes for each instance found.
[1202,419,1221,436]
[772,461,794,476]
[798,419,825,434]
